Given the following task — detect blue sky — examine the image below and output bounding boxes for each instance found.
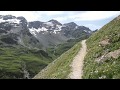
[0,11,120,30]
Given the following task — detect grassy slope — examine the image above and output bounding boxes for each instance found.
[34,41,82,79]
[46,39,80,59]
[82,16,120,79]
[0,46,52,79]
[0,32,90,79]
[46,36,89,60]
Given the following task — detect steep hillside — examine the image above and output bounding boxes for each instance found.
[82,15,120,79]
[33,41,82,79]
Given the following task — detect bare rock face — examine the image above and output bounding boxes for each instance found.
[95,49,120,63]
[99,39,110,47]
[106,49,120,59]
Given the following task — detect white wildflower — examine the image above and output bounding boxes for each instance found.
[99,75,106,79]
[102,75,106,79]
[103,70,105,72]
[99,76,102,79]
[113,61,116,64]
[95,70,98,73]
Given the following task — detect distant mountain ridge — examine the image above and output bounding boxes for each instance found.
[0,14,93,49]
[0,15,41,49]
[28,19,92,48]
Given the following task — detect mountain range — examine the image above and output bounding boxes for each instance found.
[0,15,92,79]
[0,15,92,49]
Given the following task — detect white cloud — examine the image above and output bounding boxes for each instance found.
[69,11,120,21]
[53,17,68,22]
[83,24,102,30]
[0,11,42,21]
[0,11,120,22]
[0,11,66,21]
[0,11,120,30]
[41,11,64,16]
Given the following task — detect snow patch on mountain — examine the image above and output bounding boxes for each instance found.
[53,30,61,34]
[29,27,49,35]
[75,26,79,29]
[84,30,87,32]
[56,25,62,30]
[0,18,20,24]
[84,30,92,33]
[44,22,54,26]
[29,28,38,36]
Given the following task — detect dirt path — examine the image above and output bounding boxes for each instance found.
[69,40,87,79]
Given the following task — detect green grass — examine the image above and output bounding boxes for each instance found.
[46,38,88,60]
[46,39,78,59]
[82,16,120,79]
[34,41,82,79]
[0,31,90,79]
[0,46,52,79]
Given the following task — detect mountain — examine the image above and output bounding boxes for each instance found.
[0,15,52,79]
[0,15,42,49]
[28,19,92,48]
[0,15,92,79]
[48,19,62,26]
[28,20,67,48]
[0,15,83,49]
[33,15,120,79]
[63,22,78,30]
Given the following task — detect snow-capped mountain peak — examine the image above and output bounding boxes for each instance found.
[0,18,20,24]
[0,15,20,25]
[28,19,93,37]
[0,14,93,49]
[28,20,63,35]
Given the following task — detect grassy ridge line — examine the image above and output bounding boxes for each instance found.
[33,41,82,79]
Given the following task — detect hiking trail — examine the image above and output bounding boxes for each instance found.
[69,40,87,79]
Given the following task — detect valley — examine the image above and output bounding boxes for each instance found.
[0,13,120,79]
[0,15,92,79]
